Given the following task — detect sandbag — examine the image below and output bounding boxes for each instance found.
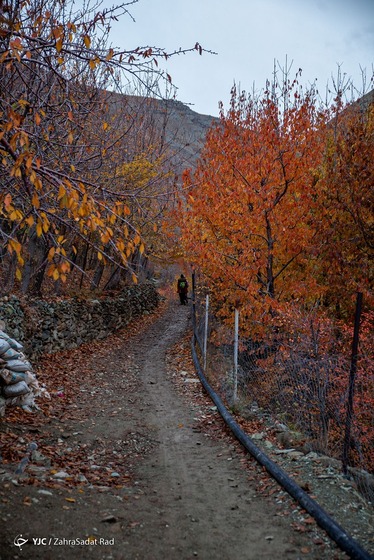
[7,337,24,351]
[0,332,23,350]
[5,392,34,409]
[2,380,30,397]
[5,359,31,372]
[0,339,11,355]
[0,369,26,385]
[2,348,21,361]
[23,371,39,392]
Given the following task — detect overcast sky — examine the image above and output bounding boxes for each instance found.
[101,0,374,116]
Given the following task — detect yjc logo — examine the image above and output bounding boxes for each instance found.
[14,535,28,550]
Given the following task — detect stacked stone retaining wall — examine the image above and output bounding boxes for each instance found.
[0,283,159,360]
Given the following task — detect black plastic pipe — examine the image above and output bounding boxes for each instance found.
[191,338,373,560]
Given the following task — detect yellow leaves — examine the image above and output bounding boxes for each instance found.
[25,156,33,170]
[109,213,117,225]
[35,213,50,237]
[52,26,63,40]
[9,209,23,221]
[41,215,49,233]
[78,203,89,218]
[83,35,91,48]
[59,195,68,209]
[101,232,111,245]
[32,192,40,209]
[60,262,69,273]
[7,239,24,269]
[102,122,109,131]
[58,185,66,200]
[56,39,63,53]
[118,156,157,191]
[47,259,70,283]
[67,21,77,33]
[89,57,101,71]
[116,240,125,253]
[126,244,132,258]
[30,174,42,190]
[3,193,23,222]
[8,239,22,256]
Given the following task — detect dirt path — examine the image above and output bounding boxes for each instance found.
[0,301,346,559]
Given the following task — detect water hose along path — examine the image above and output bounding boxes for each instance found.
[191,337,373,560]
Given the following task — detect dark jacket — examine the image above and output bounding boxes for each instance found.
[177,276,188,293]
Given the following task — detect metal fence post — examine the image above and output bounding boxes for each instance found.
[233,308,239,403]
[203,295,209,371]
[191,269,197,342]
[342,291,363,475]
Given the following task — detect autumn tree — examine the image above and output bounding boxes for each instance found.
[316,91,374,317]
[176,74,329,330]
[0,0,207,294]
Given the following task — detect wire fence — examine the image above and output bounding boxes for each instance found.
[192,276,374,504]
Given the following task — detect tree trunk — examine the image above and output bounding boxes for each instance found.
[21,229,49,295]
[265,213,275,298]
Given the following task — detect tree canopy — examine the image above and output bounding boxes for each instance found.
[0,0,207,293]
[175,74,373,329]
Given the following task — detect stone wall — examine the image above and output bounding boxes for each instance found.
[0,283,159,360]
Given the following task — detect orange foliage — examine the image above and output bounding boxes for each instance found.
[316,97,374,316]
[176,83,329,331]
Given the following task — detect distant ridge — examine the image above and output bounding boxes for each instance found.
[104,90,219,177]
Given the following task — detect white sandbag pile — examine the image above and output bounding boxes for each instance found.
[0,330,49,415]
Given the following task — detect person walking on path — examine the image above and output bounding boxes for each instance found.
[177,274,189,305]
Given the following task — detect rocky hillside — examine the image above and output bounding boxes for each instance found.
[107,91,219,177]
[149,97,219,173]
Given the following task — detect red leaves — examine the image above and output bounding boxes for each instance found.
[176,82,329,334]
